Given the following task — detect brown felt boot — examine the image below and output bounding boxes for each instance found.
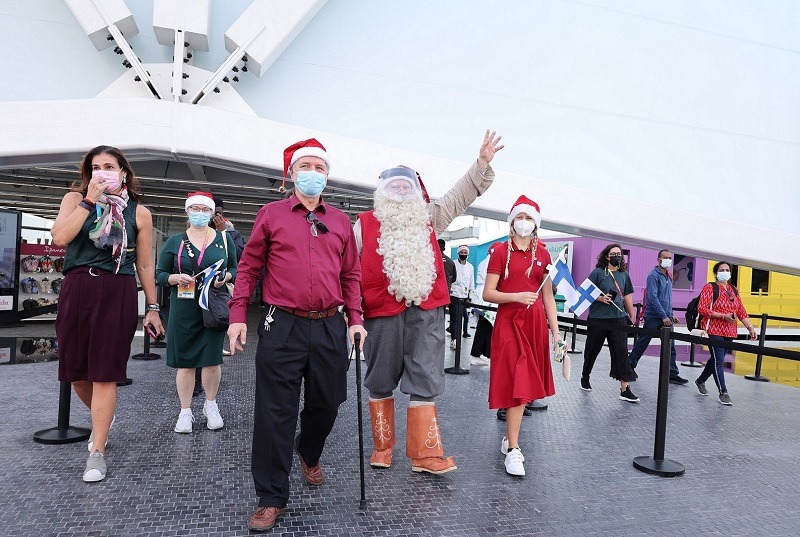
[406,404,457,474]
[368,397,395,468]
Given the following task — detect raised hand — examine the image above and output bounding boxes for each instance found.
[478,130,505,168]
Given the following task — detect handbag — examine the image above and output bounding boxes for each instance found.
[202,283,231,331]
[554,339,570,380]
[201,231,232,331]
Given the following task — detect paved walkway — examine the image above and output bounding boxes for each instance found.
[1,312,799,536]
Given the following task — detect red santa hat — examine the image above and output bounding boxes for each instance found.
[280,138,331,191]
[507,195,541,228]
[457,245,470,254]
[185,191,215,211]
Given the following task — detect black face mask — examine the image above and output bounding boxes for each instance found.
[458,254,468,261]
[609,255,622,267]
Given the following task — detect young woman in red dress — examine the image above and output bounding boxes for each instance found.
[483,195,562,477]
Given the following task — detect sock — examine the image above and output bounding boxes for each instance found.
[180,408,192,416]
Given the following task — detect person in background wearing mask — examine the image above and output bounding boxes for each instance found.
[227,139,367,532]
[354,131,502,476]
[449,244,476,349]
[51,145,164,482]
[694,261,757,405]
[156,192,237,434]
[483,195,563,477]
[439,239,457,289]
[580,244,639,401]
[627,249,689,384]
[212,197,246,260]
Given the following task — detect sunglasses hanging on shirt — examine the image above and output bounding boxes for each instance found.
[306,211,329,237]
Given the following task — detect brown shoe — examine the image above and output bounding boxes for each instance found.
[411,456,457,474]
[247,506,285,532]
[370,447,393,468]
[297,452,324,486]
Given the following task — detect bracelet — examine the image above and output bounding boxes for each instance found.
[78,199,95,211]
[146,304,160,312]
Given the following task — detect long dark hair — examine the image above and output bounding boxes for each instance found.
[72,145,142,202]
[596,243,627,272]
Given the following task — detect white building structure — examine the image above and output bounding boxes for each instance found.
[0,0,798,273]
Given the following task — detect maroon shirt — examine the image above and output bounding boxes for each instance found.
[229,193,364,326]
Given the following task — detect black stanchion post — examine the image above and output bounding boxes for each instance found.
[681,341,702,368]
[353,333,367,508]
[633,327,685,477]
[445,299,469,375]
[632,303,642,345]
[745,312,771,382]
[34,381,91,444]
[132,321,161,360]
[567,313,581,354]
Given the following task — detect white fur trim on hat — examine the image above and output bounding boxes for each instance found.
[185,194,215,212]
[290,147,331,171]
[457,245,469,254]
[508,204,541,227]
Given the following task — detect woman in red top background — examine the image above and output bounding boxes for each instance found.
[483,195,562,477]
[695,261,757,405]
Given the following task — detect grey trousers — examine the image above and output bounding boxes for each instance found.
[363,305,445,400]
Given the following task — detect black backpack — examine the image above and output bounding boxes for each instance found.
[685,283,738,330]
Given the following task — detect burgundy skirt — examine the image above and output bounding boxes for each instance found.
[57,267,138,382]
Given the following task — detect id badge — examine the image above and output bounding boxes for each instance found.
[177,279,195,299]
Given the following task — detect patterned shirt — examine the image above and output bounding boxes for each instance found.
[697,282,749,338]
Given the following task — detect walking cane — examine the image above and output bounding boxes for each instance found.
[353,333,367,507]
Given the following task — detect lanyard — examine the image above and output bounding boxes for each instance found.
[607,269,624,298]
[177,229,211,273]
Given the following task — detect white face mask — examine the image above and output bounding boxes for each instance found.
[513,219,536,238]
[717,270,731,282]
[660,259,673,269]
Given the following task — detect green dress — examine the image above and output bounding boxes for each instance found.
[156,230,238,368]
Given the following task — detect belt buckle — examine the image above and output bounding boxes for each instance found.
[309,310,322,319]
[88,268,100,277]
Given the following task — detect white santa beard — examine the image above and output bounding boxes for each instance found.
[374,192,437,306]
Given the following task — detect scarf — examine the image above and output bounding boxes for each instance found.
[88,186,129,274]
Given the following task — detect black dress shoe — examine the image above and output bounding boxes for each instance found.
[669,375,689,385]
[525,400,548,411]
[496,408,532,420]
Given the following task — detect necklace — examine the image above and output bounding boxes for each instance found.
[185,228,211,259]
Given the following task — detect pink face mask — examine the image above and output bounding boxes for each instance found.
[92,169,124,192]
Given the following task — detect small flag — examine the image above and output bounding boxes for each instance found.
[197,259,224,311]
[570,277,603,317]
[547,247,602,316]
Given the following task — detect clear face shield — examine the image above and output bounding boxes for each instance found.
[378,167,422,202]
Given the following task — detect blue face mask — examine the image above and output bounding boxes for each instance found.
[188,211,211,227]
[295,171,327,197]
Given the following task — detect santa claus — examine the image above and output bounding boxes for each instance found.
[354,130,504,474]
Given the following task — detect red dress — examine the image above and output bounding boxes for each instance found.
[487,241,555,409]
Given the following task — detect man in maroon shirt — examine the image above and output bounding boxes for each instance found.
[227,138,367,532]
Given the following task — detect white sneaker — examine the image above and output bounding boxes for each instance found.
[203,401,224,430]
[82,451,107,482]
[174,412,194,433]
[449,339,457,350]
[470,356,490,366]
[500,436,509,455]
[504,448,525,476]
[88,414,116,452]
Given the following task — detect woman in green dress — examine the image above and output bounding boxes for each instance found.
[157,192,238,433]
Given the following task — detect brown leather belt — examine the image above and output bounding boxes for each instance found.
[275,305,340,320]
